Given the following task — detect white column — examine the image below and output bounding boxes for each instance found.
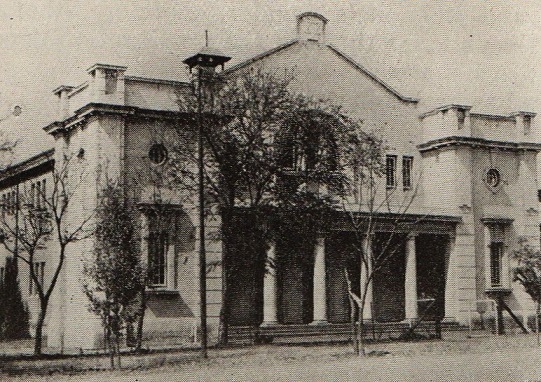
[405,234,418,322]
[361,235,373,320]
[311,237,328,325]
[261,241,279,326]
[444,234,459,320]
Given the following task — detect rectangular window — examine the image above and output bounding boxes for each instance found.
[0,266,4,285]
[41,179,46,207]
[29,261,45,295]
[148,232,167,286]
[30,183,35,207]
[386,155,397,189]
[11,190,16,213]
[36,182,41,209]
[490,242,503,287]
[402,156,413,190]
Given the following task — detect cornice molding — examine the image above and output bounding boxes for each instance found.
[44,103,192,135]
[418,136,541,153]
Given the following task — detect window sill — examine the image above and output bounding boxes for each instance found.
[485,287,511,295]
[146,287,178,296]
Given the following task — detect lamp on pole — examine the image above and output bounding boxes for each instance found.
[183,40,230,358]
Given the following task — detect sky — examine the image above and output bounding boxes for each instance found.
[0,0,540,160]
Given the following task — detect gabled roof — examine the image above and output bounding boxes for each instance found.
[326,45,419,103]
[223,39,419,103]
[223,39,300,74]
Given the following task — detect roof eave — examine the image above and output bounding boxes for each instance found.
[326,44,419,104]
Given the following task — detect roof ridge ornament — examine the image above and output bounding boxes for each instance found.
[297,12,328,42]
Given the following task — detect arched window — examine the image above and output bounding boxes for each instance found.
[277,110,340,173]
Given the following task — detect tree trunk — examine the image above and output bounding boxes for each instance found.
[116,333,121,369]
[348,294,359,355]
[496,296,505,335]
[218,263,229,346]
[107,327,115,369]
[135,287,146,352]
[535,301,541,346]
[358,306,366,356]
[33,301,48,356]
[103,327,107,352]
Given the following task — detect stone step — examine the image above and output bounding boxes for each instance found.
[227,320,464,345]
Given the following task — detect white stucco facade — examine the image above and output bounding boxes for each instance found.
[0,12,539,350]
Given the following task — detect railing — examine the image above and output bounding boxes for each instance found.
[468,299,498,337]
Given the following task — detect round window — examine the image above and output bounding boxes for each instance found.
[485,168,501,188]
[149,144,168,165]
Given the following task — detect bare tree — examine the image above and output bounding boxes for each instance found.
[173,67,365,345]
[340,131,423,355]
[0,157,94,355]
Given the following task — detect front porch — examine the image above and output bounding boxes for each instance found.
[225,212,461,343]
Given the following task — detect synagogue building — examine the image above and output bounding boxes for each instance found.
[0,12,539,350]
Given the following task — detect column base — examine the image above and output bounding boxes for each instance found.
[260,321,281,327]
[309,320,329,326]
[402,318,418,327]
[441,316,458,324]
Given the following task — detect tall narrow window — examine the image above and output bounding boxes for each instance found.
[30,183,35,207]
[29,262,45,295]
[36,182,41,209]
[11,190,16,213]
[386,155,397,189]
[0,266,4,285]
[402,156,413,190]
[148,231,167,286]
[41,179,46,207]
[490,242,503,287]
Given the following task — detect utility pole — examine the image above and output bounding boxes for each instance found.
[183,37,230,359]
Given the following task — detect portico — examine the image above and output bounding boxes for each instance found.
[234,212,461,331]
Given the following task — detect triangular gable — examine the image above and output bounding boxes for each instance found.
[224,40,418,104]
[224,39,299,74]
[326,45,418,103]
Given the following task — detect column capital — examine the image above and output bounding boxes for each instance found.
[407,232,418,240]
[315,230,329,237]
[315,236,326,245]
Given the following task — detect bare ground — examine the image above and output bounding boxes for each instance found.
[2,332,541,381]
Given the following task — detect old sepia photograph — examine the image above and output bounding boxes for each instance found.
[1,1,541,381]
